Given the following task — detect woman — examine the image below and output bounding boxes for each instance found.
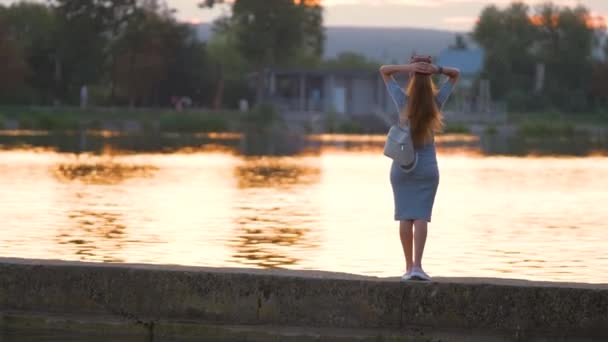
[379,56,460,281]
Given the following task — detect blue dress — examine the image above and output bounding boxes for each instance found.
[386,78,454,222]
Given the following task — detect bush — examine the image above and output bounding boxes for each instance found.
[160,112,229,133]
[518,120,576,137]
[37,113,79,130]
[324,111,338,133]
[337,120,363,134]
[18,116,36,129]
[505,89,531,111]
[484,124,498,135]
[243,103,282,126]
[443,122,471,134]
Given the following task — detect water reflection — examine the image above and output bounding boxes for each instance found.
[234,157,321,188]
[52,156,158,262]
[53,158,157,184]
[0,131,242,154]
[2,137,608,283]
[480,131,606,156]
[57,205,127,263]
[231,206,318,268]
[239,128,310,156]
[230,157,321,268]
[2,129,608,156]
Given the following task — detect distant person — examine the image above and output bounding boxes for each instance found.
[80,85,88,109]
[380,55,460,281]
[239,99,249,112]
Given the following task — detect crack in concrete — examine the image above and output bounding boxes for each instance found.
[86,285,157,341]
[399,286,407,329]
[256,293,262,321]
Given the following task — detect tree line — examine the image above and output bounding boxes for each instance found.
[472,2,608,112]
[0,0,326,109]
[2,0,607,114]
[0,1,206,106]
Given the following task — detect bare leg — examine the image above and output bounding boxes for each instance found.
[413,220,428,269]
[399,220,414,273]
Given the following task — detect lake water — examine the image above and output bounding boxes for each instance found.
[1,131,607,284]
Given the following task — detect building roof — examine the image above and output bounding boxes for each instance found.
[268,68,377,78]
[436,49,484,76]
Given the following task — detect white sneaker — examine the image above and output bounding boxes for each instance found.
[400,270,412,281]
[409,267,431,281]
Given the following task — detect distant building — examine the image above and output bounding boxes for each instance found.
[435,48,484,91]
[258,68,398,128]
[435,48,502,119]
[258,49,502,129]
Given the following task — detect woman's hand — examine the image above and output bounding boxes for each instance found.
[413,62,439,75]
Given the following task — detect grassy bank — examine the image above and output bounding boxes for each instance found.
[517,120,576,137]
[2,106,607,136]
[510,111,608,137]
[0,106,368,135]
[0,107,244,133]
[508,110,608,126]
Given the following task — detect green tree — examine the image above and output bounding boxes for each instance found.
[591,60,608,107]
[201,0,325,102]
[157,21,215,107]
[2,2,57,103]
[112,6,214,107]
[49,0,139,103]
[473,2,602,112]
[0,13,28,99]
[534,4,597,111]
[473,2,538,106]
[206,18,252,109]
[112,12,167,106]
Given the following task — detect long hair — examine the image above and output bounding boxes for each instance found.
[401,74,443,147]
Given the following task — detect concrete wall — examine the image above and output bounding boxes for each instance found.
[1,258,607,341]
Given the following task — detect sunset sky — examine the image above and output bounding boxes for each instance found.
[2,0,607,31]
[170,0,608,31]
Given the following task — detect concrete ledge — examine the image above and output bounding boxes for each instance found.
[1,258,607,341]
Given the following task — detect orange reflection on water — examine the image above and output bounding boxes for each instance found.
[582,149,608,157]
[0,145,57,152]
[308,133,479,144]
[193,132,242,140]
[231,210,319,268]
[435,146,484,157]
[57,208,128,263]
[0,130,50,136]
[234,157,321,188]
[89,130,124,138]
[437,134,480,143]
[1,149,608,283]
[169,144,237,154]
[229,156,321,268]
[51,155,159,262]
[308,134,387,143]
[53,159,157,185]
[309,133,482,155]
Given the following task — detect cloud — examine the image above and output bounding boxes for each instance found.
[324,0,591,7]
[443,16,478,24]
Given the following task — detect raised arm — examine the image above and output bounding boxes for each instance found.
[413,63,461,83]
[380,63,460,84]
[379,64,417,85]
[439,66,460,84]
